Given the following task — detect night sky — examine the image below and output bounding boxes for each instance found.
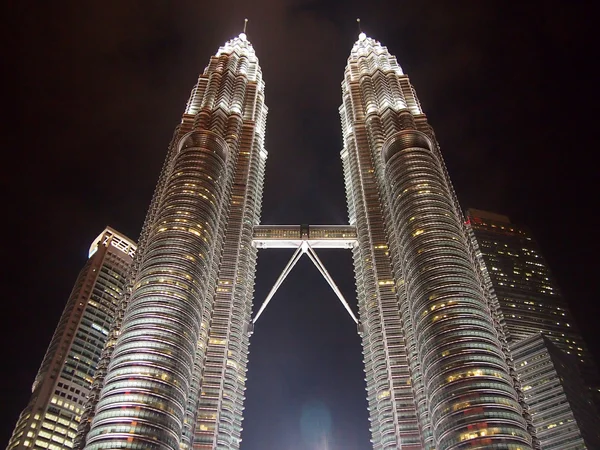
[2,2,598,449]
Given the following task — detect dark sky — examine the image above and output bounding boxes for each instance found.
[2,2,598,449]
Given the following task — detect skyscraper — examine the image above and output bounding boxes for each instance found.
[7,227,136,450]
[339,33,534,449]
[465,208,600,447]
[512,334,600,449]
[73,30,539,450]
[78,32,267,450]
[465,209,599,398]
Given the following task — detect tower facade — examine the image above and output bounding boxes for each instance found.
[340,33,534,449]
[78,33,267,450]
[7,228,136,450]
[66,31,545,450]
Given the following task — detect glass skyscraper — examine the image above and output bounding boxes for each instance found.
[7,228,136,450]
[466,208,600,448]
[339,33,533,450]
[77,32,267,450]
[32,32,547,450]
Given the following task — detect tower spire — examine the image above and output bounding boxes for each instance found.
[243,18,248,34]
[356,18,366,41]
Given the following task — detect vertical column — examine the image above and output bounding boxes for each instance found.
[382,123,532,450]
[83,131,228,450]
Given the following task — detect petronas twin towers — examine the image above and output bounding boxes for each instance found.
[76,31,535,450]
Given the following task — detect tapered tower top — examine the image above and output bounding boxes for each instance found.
[347,31,405,77]
[217,32,256,58]
[340,27,423,122]
[184,25,266,116]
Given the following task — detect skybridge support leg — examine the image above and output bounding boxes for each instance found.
[253,245,304,324]
[304,243,359,324]
[252,241,359,327]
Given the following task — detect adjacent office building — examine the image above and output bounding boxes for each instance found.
[7,228,136,450]
[512,334,600,449]
[466,208,600,448]
[466,209,599,395]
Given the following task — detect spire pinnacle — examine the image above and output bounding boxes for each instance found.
[357,18,366,41]
[239,18,248,41]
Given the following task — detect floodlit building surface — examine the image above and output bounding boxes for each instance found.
[6,228,136,450]
[77,32,268,450]
[512,334,600,449]
[52,32,541,450]
[466,209,600,402]
[338,33,533,449]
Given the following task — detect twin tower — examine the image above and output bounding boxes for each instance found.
[76,32,536,450]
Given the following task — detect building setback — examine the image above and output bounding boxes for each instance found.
[7,228,136,450]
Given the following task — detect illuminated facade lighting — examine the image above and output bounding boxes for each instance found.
[339,34,535,449]
[6,228,136,450]
[77,33,267,450]
[64,31,548,450]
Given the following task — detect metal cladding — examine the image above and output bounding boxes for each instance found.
[80,32,267,450]
[85,132,228,449]
[381,129,433,163]
[340,34,534,449]
[191,34,267,450]
[66,29,547,450]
